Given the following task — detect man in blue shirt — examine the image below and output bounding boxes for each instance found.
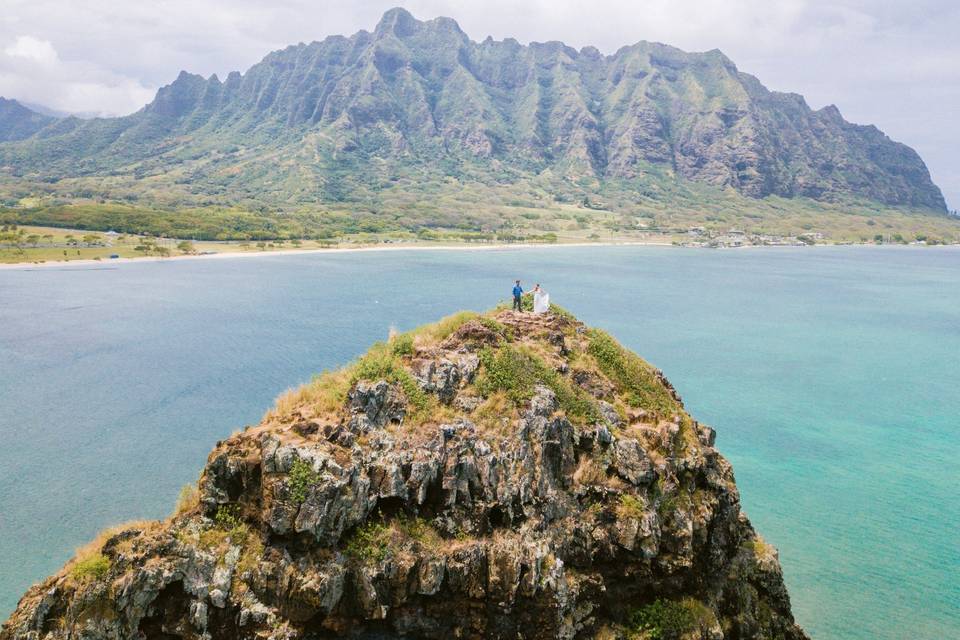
[512,280,523,311]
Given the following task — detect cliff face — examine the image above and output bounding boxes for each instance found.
[0,8,946,213]
[1,308,808,640]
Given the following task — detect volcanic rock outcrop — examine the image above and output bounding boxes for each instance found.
[1,307,808,640]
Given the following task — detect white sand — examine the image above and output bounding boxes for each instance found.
[0,240,676,270]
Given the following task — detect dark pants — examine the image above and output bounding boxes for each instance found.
[513,295,522,311]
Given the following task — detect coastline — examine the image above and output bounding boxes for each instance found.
[1,239,954,270]
[0,240,675,270]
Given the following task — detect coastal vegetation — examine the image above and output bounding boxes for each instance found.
[343,517,444,563]
[2,198,957,265]
[476,344,600,422]
[173,484,200,517]
[2,187,958,261]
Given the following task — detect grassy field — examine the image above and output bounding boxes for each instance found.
[3,166,960,251]
[0,225,335,264]
[1,223,659,265]
[2,218,956,265]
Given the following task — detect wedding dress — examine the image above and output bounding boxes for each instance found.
[533,289,550,313]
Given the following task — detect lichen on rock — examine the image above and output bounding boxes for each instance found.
[1,307,808,640]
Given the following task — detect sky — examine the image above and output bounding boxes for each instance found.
[1,0,957,209]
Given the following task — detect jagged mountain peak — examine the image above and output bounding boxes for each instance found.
[376,6,465,38]
[0,97,38,116]
[376,6,418,31]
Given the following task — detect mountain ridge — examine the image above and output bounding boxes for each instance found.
[0,98,58,143]
[0,7,949,231]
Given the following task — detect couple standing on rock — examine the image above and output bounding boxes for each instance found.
[512,280,550,314]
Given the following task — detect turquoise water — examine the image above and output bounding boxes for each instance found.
[0,246,957,638]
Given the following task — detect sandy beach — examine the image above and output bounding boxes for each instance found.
[0,240,677,270]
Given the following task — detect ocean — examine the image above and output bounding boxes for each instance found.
[1,245,957,638]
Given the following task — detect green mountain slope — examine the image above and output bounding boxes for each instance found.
[0,99,57,143]
[0,8,951,240]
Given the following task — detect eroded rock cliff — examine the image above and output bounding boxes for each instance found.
[1,308,808,640]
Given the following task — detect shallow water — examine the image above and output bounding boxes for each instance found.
[1,246,958,638]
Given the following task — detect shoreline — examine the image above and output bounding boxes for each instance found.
[0,240,675,270]
[1,239,954,270]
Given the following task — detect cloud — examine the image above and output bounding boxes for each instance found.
[4,35,59,66]
[0,34,154,116]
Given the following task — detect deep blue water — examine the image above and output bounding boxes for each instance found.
[1,246,958,638]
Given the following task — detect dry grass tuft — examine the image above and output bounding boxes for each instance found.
[748,535,778,564]
[616,494,647,520]
[472,392,515,438]
[573,457,609,486]
[411,311,480,344]
[66,519,162,585]
[172,484,200,517]
[267,366,353,422]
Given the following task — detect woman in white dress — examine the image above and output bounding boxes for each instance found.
[532,283,550,314]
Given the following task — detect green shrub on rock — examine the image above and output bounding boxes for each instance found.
[391,333,414,356]
[69,554,110,583]
[288,458,321,504]
[214,504,243,530]
[352,342,429,415]
[475,345,597,423]
[628,598,710,639]
[344,522,392,563]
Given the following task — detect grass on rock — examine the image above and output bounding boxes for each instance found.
[587,329,681,418]
[344,516,443,563]
[476,344,598,423]
[351,341,430,417]
[65,519,163,586]
[199,505,249,548]
[617,494,646,520]
[270,310,487,424]
[69,554,110,583]
[173,484,200,517]
[627,598,712,639]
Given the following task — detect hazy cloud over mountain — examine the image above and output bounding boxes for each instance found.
[1,0,956,208]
